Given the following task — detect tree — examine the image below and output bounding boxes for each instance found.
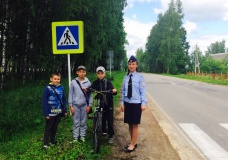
[205,40,226,56]
[1,0,10,89]
[144,0,189,74]
[200,57,225,73]
[135,48,144,72]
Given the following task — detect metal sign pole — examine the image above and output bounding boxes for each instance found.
[67,54,71,87]
[68,54,72,116]
[110,56,111,78]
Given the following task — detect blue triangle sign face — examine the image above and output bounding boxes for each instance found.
[58,27,78,46]
[56,26,79,50]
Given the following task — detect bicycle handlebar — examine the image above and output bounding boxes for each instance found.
[86,88,113,93]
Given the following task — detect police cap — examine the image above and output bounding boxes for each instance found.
[128,55,137,62]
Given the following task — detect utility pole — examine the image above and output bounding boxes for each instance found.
[194,44,200,73]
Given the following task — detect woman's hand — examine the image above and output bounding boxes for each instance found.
[120,105,124,112]
[141,106,146,111]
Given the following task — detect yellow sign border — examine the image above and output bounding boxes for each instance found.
[52,21,84,54]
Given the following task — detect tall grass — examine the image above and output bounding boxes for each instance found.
[0,71,126,159]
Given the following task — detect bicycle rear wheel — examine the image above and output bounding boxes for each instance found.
[93,112,102,153]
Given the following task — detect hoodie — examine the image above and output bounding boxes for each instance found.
[68,77,93,107]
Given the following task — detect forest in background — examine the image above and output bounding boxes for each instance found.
[0,0,128,89]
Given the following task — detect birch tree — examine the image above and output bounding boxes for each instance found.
[1,0,9,89]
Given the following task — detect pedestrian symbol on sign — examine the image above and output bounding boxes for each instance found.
[58,27,78,46]
[63,30,73,44]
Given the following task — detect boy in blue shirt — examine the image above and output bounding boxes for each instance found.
[42,73,67,149]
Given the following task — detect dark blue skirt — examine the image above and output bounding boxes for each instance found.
[124,102,142,124]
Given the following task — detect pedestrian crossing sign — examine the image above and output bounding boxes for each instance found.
[52,21,84,54]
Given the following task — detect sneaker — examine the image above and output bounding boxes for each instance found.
[43,145,50,149]
[102,132,108,136]
[108,138,114,144]
[70,139,78,144]
[80,137,85,142]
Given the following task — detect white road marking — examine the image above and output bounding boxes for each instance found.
[179,123,228,160]
[220,123,228,130]
[170,82,176,85]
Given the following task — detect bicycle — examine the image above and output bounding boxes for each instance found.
[87,88,113,153]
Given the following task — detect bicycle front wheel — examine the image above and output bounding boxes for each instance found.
[93,112,102,153]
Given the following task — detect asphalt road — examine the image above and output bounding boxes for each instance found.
[143,73,228,160]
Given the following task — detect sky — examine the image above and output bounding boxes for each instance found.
[123,0,228,58]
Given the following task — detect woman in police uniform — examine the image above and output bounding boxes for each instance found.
[120,55,147,152]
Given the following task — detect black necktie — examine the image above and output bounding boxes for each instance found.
[127,74,132,99]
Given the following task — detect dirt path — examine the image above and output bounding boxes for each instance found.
[110,95,204,160]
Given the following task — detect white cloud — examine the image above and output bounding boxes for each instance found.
[189,34,228,54]
[181,0,228,53]
[132,14,137,19]
[153,0,170,14]
[124,17,155,57]
[183,20,199,35]
[152,0,228,22]
[153,8,163,15]
[182,0,228,22]
[126,0,155,9]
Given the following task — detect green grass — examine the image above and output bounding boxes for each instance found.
[0,71,126,159]
[162,73,228,85]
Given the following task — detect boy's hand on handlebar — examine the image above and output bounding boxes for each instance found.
[112,89,117,93]
[86,87,95,92]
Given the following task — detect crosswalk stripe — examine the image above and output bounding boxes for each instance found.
[219,123,228,130]
[179,123,228,160]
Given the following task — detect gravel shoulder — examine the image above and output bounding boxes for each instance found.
[110,95,205,160]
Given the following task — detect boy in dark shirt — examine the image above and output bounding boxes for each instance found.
[90,66,117,143]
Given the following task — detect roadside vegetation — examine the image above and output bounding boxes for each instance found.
[163,73,228,85]
[0,71,126,159]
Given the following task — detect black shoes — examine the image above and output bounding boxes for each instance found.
[125,146,135,153]
[125,144,137,153]
[124,143,137,149]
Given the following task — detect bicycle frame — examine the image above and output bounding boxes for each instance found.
[93,98,103,153]
[87,88,112,153]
